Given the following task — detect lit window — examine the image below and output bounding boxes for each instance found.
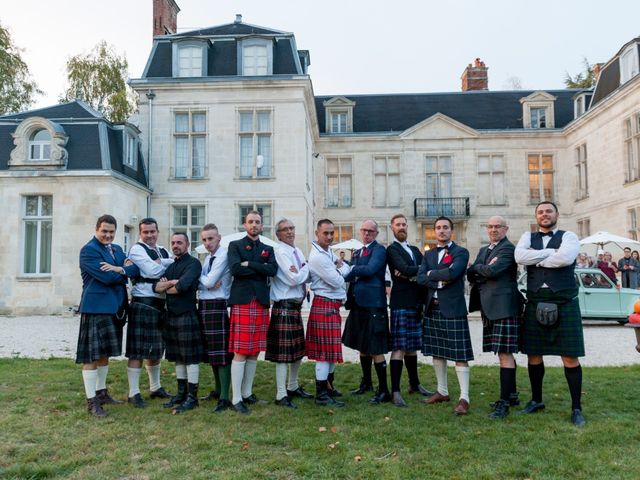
[174,111,206,179]
[528,154,554,203]
[22,195,52,275]
[332,224,353,244]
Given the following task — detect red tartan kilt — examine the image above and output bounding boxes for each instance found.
[229,298,270,355]
[305,296,343,363]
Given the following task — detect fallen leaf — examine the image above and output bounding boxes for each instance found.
[318,426,327,432]
[330,426,338,433]
[384,416,390,421]
[227,440,233,446]
[354,455,362,462]
[327,409,334,415]
[242,441,249,451]
[328,443,338,449]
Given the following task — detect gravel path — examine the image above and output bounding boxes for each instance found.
[1,314,638,366]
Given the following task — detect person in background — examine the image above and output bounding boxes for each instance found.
[598,251,619,285]
[633,251,640,289]
[618,247,639,289]
[576,252,592,268]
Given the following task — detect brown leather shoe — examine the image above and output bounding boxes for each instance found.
[454,399,470,416]
[423,391,450,405]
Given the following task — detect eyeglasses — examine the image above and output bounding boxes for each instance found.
[486,225,506,230]
[277,226,295,232]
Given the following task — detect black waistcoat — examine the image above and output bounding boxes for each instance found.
[527,230,576,292]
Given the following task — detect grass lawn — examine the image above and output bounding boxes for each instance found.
[1,359,639,480]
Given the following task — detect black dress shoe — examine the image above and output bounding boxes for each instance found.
[518,400,545,415]
[96,388,124,405]
[351,380,374,395]
[213,399,233,413]
[232,401,250,415]
[287,387,314,399]
[128,393,146,408]
[490,392,520,408]
[408,384,435,397]
[571,409,586,427]
[149,387,172,399]
[392,392,407,407]
[369,391,392,404]
[242,394,259,405]
[488,399,509,419]
[275,397,297,409]
[200,390,221,401]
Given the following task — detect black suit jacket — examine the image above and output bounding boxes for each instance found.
[345,240,387,309]
[227,236,277,307]
[386,241,425,310]
[467,237,521,320]
[417,242,469,318]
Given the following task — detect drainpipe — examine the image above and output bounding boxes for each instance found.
[145,89,156,216]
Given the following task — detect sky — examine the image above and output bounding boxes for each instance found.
[3,0,640,109]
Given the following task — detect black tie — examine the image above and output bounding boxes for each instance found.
[540,231,554,238]
[436,246,447,252]
[208,256,215,269]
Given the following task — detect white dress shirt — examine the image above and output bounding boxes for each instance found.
[514,229,580,268]
[129,241,173,298]
[271,242,309,301]
[198,246,232,300]
[308,242,351,300]
[394,239,416,262]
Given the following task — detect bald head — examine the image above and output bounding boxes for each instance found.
[486,216,508,244]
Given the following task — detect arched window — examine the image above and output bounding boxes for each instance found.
[29,129,51,160]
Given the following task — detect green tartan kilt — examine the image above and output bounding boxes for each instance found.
[521,288,585,357]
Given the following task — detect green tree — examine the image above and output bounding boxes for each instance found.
[565,57,596,89]
[61,41,135,123]
[0,22,41,115]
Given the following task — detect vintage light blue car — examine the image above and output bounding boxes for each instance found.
[518,268,640,324]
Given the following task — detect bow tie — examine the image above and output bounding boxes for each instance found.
[436,246,448,252]
[539,231,554,238]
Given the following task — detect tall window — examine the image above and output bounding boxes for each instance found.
[238,203,272,238]
[172,204,205,252]
[22,195,52,275]
[373,155,401,207]
[620,44,639,84]
[577,218,591,239]
[29,129,51,161]
[528,154,554,203]
[477,154,505,205]
[629,208,639,241]
[239,110,272,178]
[333,225,353,244]
[624,115,640,183]
[530,107,547,128]
[124,131,137,169]
[376,224,393,246]
[425,154,452,198]
[326,156,352,207]
[575,144,588,200]
[178,46,203,77]
[174,111,206,179]
[242,44,268,76]
[330,111,348,133]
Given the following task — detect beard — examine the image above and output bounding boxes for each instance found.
[394,231,407,242]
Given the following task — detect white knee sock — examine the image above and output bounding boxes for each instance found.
[231,360,246,404]
[315,362,330,381]
[175,363,187,380]
[186,364,199,384]
[242,359,258,398]
[82,369,98,399]
[455,365,470,402]
[146,364,162,392]
[328,362,336,374]
[288,359,302,391]
[276,363,288,400]
[432,358,449,396]
[127,367,142,397]
[96,365,108,390]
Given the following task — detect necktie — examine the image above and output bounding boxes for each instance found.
[292,249,303,269]
[106,244,116,260]
[208,256,215,271]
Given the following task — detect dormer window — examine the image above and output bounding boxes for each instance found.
[9,117,68,169]
[323,96,355,134]
[331,111,348,133]
[172,41,207,77]
[620,43,639,84]
[520,91,556,129]
[123,130,138,169]
[238,39,273,76]
[29,129,51,160]
[530,107,547,128]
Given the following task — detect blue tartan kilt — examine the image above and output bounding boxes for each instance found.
[126,302,165,360]
[482,314,520,354]
[164,310,203,364]
[390,308,423,352]
[422,307,474,362]
[76,314,123,364]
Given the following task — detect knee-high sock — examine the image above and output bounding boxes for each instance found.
[528,362,545,403]
[404,354,421,388]
[374,361,389,394]
[390,359,404,393]
[499,367,516,401]
[564,365,582,410]
[186,364,199,384]
[455,366,470,402]
[231,360,246,404]
[96,365,109,390]
[275,363,288,400]
[328,362,336,374]
[82,369,98,399]
[360,354,373,385]
[146,363,162,392]
[212,365,221,392]
[127,367,142,397]
[175,363,187,380]
[218,364,231,401]
[315,361,330,381]
[287,359,302,391]
[432,358,449,396]
[241,359,258,398]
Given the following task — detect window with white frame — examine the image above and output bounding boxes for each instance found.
[575,144,588,200]
[326,156,352,207]
[238,109,272,178]
[177,45,203,77]
[171,204,205,252]
[425,154,452,198]
[624,115,640,183]
[123,131,138,169]
[628,208,639,241]
[528,154,554,203]
[333,224,353,244]
[174,111,206,179]
[577,218,591,239]
[530,107,547,128]
[477,154,505,205]
[240,40,272,76]
[22,195,52,275]
[29,129,51,161]
[376,224,393,246]
[373,155,401,207]
[620,44,639,84]
[323,97,355,134]
[238,203,273,238]
[330,111,348,133]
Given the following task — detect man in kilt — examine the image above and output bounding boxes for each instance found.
[267,219,312,409]
[386,214,434,407]
[417,216,473,416]
[125,218,174,408]
[77,214,139,417]
[467,216,522,419]
[342,219,392,404]
[515,201,586,427]
[198,224,233,413]
[307,219,351,407]
[227,210,278,414]
[154,233,203,414]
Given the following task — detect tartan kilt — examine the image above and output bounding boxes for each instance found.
[229,298,270,355]
[306,296,344,363]
[125,302,165,360]
[521,289,585,357]
[342,306,391,355]
[422,307,474,362]
[266,301,306,363]
[482,314,520,354]
[75,314,122,364]
[164,310,203,364]
[390,308,423,352]
[198,299,232,366]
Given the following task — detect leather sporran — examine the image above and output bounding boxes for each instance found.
[535,302,558,327]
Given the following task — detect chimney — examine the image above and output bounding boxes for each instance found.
[153,0,180,37]
[461,58,488,91]
[235,14,243,24]
[594,63,601,82]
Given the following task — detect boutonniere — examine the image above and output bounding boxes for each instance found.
[245,245,252,251]
[260,250,269,257]
[362,249,370,257]
[442,251,452,264]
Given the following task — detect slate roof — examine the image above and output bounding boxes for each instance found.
[591,38,640,107]
[0,101,100,120]
[176,21,287,37]
[315,89,584,134]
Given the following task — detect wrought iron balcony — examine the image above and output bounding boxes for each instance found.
[414,197,470,219]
